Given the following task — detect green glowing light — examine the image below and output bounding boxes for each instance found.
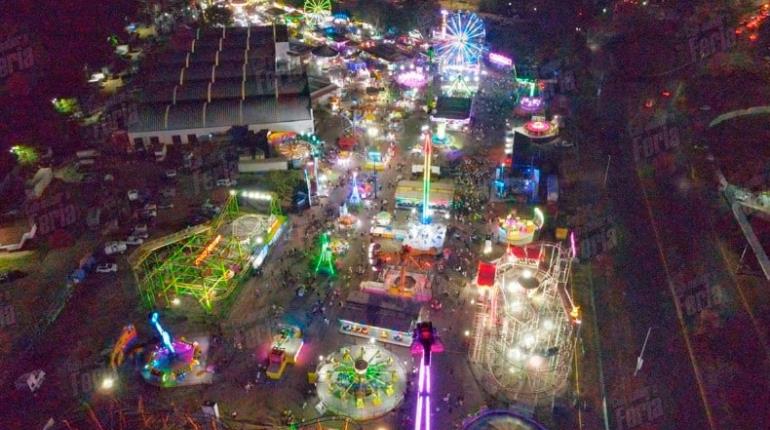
[314,232,336,275]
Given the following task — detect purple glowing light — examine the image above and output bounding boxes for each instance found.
[489,52,513,67]
[415,352,432,430]
[396,70,428,88]
[519,96,543,112]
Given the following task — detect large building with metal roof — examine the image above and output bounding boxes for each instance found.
[127,25,314,148]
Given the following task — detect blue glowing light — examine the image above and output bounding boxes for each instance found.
[436,12,486,68]
[150,312,175,354]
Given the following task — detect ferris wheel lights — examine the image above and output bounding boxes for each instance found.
[522,269,533,279]
[527,354,544,369]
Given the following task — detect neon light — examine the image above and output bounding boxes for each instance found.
[150,312,175,354]
[194,234,222,266]
[349,171,361,205]
[570,232,577,257]
[436,12,486,68]
[414,365,423,430]
[314,232,336,275]
[414,351,433,430]
[421,131,432,224]
[489,52,512,66]
[519,96,543,112]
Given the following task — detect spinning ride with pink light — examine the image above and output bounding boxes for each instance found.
[396,70,429,88]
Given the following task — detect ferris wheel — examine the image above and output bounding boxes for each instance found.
[436,11,486,68]
[304,0,332,18]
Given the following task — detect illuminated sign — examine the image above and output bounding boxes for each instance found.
[488,52,513,67]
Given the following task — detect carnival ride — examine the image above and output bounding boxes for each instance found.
[411,321,444,430]
[396,69,429,89]
[403,128,448,251]
[131,193,286,314]
[522,117,558,139]
[338,203,358,230]
[110,324,138,370]
[366,245,434,301]
[316,344,406,421]
[266,324,304,380]
[314,232,336,276]
[434,11,486,72]
[141,312,211,388]
[497,208,545,246]
[469,242,580,404]
[272,132,324,164]
[349,171,362,205]
[304,0,332,23]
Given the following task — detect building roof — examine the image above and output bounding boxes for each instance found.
[129,94,312,133]
[339,290,421,332]
[434,96,472,120]
[140,74,309,104]
[130,25,309,134]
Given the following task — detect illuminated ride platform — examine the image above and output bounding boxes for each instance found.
[469,241,580,405]
[316,344,407,421]
[497,208,545,246]
[514,116,559,140]
[141,313,212,388]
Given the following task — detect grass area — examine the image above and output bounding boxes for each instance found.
[0,250,40,272]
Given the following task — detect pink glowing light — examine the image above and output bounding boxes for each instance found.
[396,70,428,88]
[525,120,552,135]
[489,52,513,67]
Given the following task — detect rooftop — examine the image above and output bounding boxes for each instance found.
[339,290,421,332]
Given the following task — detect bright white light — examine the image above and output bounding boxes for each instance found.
[367,127,379,138]
[369,337,376,344]
[507,281,522,292]
[464,330,470,337]
[507,347,525,361]
[171,297,181,306]
[522,269,533,279]
[543,319,554,330]
[319,355,325,361]
[256,236,264,245]
[101,376,115,390]
[443,212,450,220]
[509,300,522,313]
[521,333,536,348]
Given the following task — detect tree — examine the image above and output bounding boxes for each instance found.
[204,4,233,27]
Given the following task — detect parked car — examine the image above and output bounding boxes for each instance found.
[125,236,144,245]
[127,189,140,201]
[216,178,236,187]
[158,202,174,210]
[160,188,176,198]
[164,169,177,179]
[133,224,148,234]
[96,263,118,273]
[104,242,127,255]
